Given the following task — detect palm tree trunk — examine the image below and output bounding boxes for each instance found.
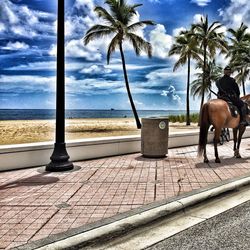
[186,55,191,126]
[242,80,246,96]
[119,42,141,129]
[199,44,207,117]
[241,69,246,96]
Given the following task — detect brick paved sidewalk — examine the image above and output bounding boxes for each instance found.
[0,139,250,249]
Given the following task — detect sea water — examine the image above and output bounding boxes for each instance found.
[0,109,198,120]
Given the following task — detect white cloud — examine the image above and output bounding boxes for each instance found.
[10,25,37,37]
[48,44,57,56]
[191,0,211,7]
[127,99,143,106]
[191,13,227,37]
[60,0,112,60]
[65,76,123,95]
[0,23,6,32]
[172,27,186,37]
[6,61,56,70]
[5,61,85,71]
[64,75,160,96]
[146,67,186,82]
[80,65,112,74]
[0,75,56,93]
[149,24,173,59]
[217,25,227,34]
[134,100,143,106]
[219,0,250,29]
[2,41,29,50]
[161,85,183,105]
[64,0,151,61]
[64,0,99,39]
[20,5,39,26]
[145,61,202,91]
[0,0,56,38]
[193,14,204,24]
[2,1,19,24]
[65,20,75,37]
[66,39,103,61]
[106,64,155,71]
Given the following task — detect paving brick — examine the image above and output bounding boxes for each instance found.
[0,139,250,248]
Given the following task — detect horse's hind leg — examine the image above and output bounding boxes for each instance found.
[214,128,221,163]
[204,143,209,163]
[202,125,209,163]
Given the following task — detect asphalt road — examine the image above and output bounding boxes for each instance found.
[146,200,250,250]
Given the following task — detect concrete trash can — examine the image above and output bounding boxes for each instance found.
[141,117,169,158]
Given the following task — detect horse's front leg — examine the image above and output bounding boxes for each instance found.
[233,128,238,151]
[214,128,221,163]
[233,128,239,157]
[235,125,246,158]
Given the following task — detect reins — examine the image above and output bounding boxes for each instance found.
[209,87,219,97]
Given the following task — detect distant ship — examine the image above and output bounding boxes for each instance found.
[111,108,115,111]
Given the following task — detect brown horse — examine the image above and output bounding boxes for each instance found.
[198,94,250,163]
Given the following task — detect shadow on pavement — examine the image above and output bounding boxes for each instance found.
[196,157,250,168]
[0,173,59,190]
[135,156,166,162]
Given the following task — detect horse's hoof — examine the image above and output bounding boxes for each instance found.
[204,159,209,163]
[215,158,221,163]
[236,155,242,159]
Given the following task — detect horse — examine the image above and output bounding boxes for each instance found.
[198,94,250,163]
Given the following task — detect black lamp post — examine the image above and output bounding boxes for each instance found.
[46,0,74,172]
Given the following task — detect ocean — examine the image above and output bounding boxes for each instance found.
[0,109,198,120]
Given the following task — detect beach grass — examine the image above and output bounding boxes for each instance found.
[0,117,199,145]
[168,113,199,123]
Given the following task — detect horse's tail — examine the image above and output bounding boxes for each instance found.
[198,103,210,156]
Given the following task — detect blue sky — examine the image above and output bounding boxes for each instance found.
[0,0,249,110]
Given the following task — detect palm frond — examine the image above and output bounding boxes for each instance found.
[84,29,114,45]
[94,6,116,26]
[107,34,120,64]
[85,25,115,35]
[207,21,222,33]
[127,20,155,31]
[173,55,187,71]
[126,32,152,57]
[168,44,182,56]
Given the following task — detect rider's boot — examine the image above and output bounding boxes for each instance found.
[239,105,249,126]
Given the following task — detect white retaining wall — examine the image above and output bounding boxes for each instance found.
[0,129,250,172]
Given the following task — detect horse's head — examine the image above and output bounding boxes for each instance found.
[241,95,250,122]
[241,94,250,105]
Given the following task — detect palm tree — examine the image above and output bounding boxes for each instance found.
[84,0,155,129]
[191,60,222,101]
[228,23,250,95]
[234,65,250,96]
[169,30,201,125]
[191,15,228,112]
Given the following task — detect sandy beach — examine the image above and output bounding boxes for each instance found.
[0,118,199,145]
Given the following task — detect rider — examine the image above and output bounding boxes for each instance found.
[216,65,248,126]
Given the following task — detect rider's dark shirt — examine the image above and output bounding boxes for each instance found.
[216,75,240,97]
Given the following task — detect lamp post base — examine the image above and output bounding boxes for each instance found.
[46,143,74,172]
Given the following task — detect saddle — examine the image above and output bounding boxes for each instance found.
[218,95,239,117]
[227,102,239,118]
[218,94,250,118]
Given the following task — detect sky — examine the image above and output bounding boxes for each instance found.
[0,0,250,110]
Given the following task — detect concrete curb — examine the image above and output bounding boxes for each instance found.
[15,173,250,250]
